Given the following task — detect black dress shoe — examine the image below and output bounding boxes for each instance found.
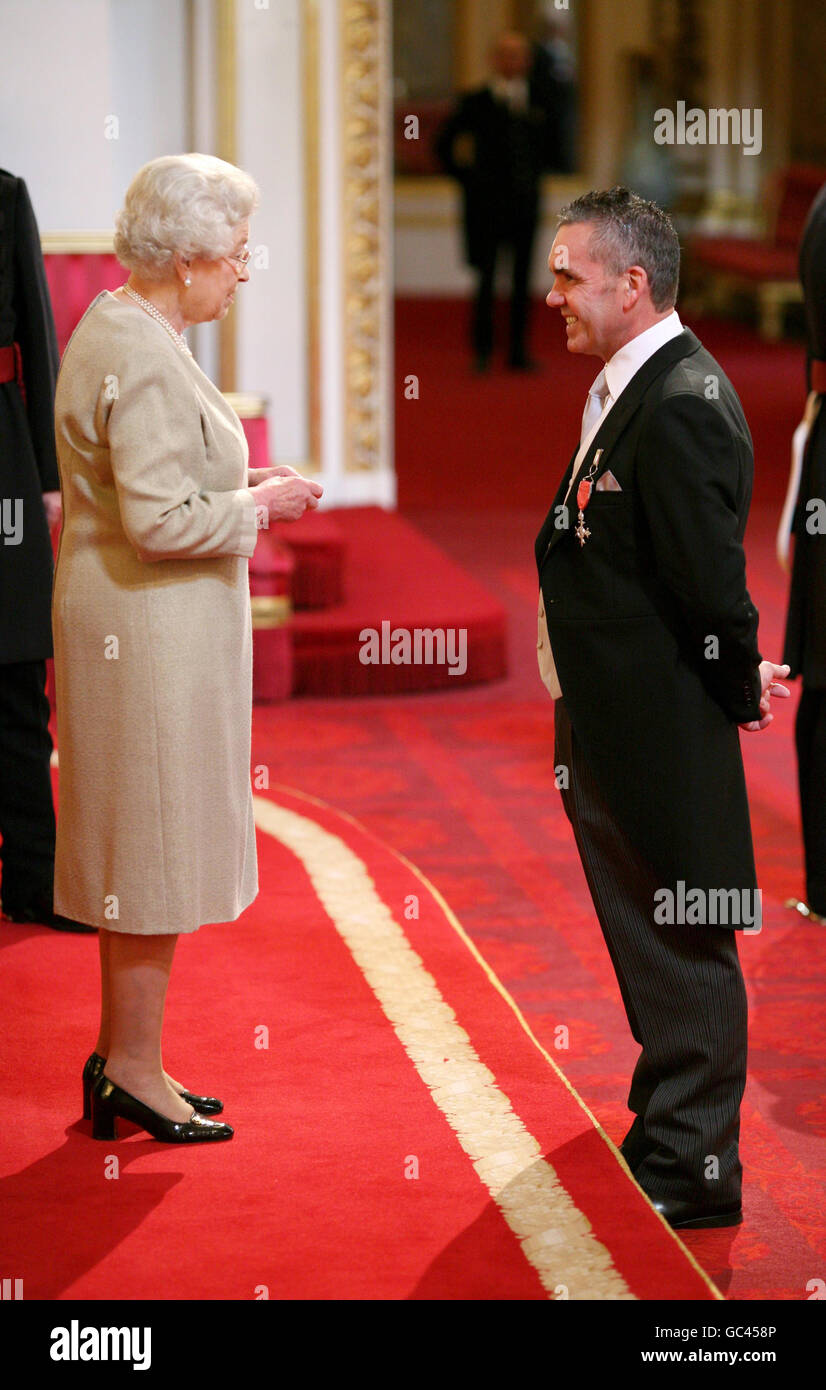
[649,1195,742,1229]
[619,1116,655,1172]
[82,1052,223,1119]
[3,900,97,934]
[91,1074,233,1143]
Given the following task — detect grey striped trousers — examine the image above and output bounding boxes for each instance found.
[554,699,748,1206]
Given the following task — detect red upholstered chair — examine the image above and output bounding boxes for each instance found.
[42,245,124,354]
[224,394,273,476]
[269,512,345,609]
[225,393,345,613]
[224,396,296,703]
[249,532,294,702]
[689,166,826,338]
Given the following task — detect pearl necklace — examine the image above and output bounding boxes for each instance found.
[123,284,192,356]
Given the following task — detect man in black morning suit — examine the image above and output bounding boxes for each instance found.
[535,189,790,1229]
[436,31,547,372]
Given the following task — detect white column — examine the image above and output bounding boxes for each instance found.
[314,0,395,507]
[317,0,346,495]
[189,0,220,380]
[235,0,309,463]
[733,0,762,206]
[224,0,395,505]
[703,0,736,210]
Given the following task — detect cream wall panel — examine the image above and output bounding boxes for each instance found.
[0,0,187,231]
[236,0,309,462]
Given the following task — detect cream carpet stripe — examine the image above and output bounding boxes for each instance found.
[253,795,635,1301]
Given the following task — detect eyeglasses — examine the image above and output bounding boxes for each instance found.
[223,247,252,271]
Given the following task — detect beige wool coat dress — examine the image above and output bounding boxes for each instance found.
[53,290,259,933]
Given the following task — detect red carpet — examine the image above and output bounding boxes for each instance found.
[0,786,714,1300]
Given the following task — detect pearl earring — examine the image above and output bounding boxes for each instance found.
[184,276,192,287]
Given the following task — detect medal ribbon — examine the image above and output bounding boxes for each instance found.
[574,450,603,547]
[577,454,601,513]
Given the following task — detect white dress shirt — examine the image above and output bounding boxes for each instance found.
[538,311,685,699]
[489,76,529,113]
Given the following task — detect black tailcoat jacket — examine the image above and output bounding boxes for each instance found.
[536,330,763,907]
[783,181,826,687]
[435,86,546,270]
[0,170,60,665]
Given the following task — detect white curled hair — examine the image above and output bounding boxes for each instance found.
[114,153,259,278]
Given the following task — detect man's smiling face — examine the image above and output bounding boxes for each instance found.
[545,221,631,361]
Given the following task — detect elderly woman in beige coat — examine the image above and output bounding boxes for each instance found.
[53,153,322,1143]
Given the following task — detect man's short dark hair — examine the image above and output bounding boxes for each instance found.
[557,187,680,312]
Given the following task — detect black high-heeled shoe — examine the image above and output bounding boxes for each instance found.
[90,1074,233,1143]
[82,1052,223,1118]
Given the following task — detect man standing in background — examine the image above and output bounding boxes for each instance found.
[436,31,547,373]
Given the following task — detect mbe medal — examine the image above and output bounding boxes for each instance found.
[575,449,603,547]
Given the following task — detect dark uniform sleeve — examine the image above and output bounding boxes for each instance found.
[434,95,474,180]
[12,177,60,492]
[800,184,826,391]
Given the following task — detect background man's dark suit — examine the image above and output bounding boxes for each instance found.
[783,182,826,916]
[536,329,763,1211]
[0,170,61,920]
[436,83,546,368]
[530,37,576,174]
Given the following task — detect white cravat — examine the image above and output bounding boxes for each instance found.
[564,369,612,504]
[580,368,611,446]
[539,371,612,698]
[539,314,684,701]
[490,75,529,113]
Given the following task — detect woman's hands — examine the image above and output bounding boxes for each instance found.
[249,466,323,523]
[248,464,301,485]
[42,490,63,528]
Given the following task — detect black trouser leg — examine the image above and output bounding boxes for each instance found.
[623,1055,661,1169]
[796,687,826,915]
[472,245,497,364]
[0,659,56,912]
[507,219,537,366]
[554,700,748,1205]
[582,874,658,1163]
